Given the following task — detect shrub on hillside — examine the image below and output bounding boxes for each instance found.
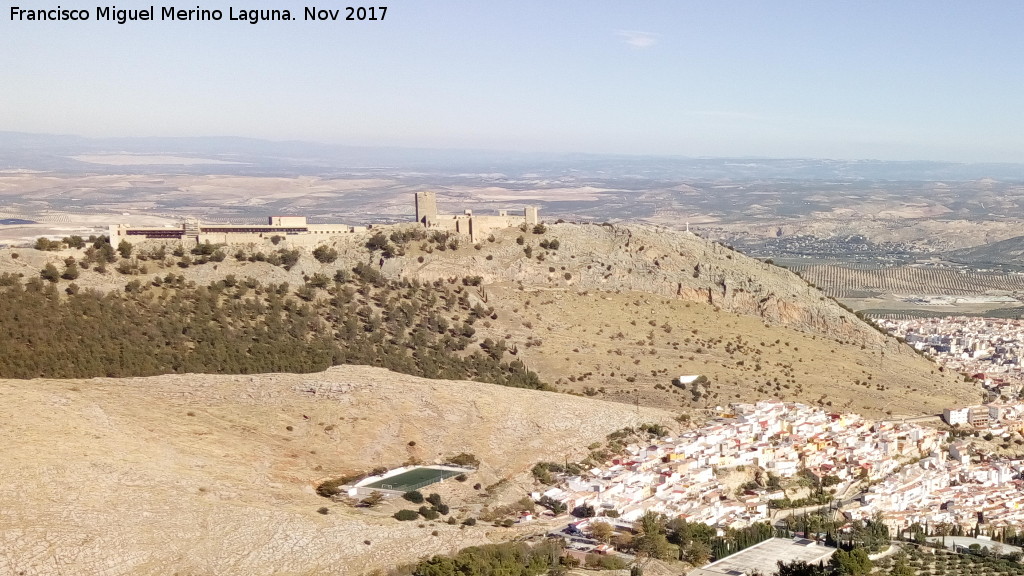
[61,262,80,280]
[313,245,338,263]
[365,232,389,252]
[34,237,59,251]
[446,453,480,467]
[359,491,385,507]
[40,263,60,283]
[394,509,419,521]
[278,248,300,270]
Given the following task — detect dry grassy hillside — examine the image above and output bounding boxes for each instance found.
[392,223,883,344]
[462,286,976,418]
[0,222,980,417]
[0,365,671,576]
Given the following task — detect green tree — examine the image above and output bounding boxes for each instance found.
[634,511,678,561]
[312,245,338,263]
[34,237,58,251]
[590,521,613,543]
[829,547,872,575]
[359,491,385,507]
[61,261,80,280]
[394,509,419,521]
[683,540,710,565]
[117,240,133,258]
[365,232,389,252]
[279,249,301,270]
[40,263,60,283]
[537,495,566,515]
[403,490,425,504]
[776,560,830,576]
[63,235,85,249]
[888,553,914,576]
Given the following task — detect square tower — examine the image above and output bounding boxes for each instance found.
[415,191,438,225]
[524,205,539,225]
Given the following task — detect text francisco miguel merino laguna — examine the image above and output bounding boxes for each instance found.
[9,6,387,24]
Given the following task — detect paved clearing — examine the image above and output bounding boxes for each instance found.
[689,538,837,576]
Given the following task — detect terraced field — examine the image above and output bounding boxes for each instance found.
[790,264,1024,298]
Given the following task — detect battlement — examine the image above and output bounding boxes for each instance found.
[412,191,539,242]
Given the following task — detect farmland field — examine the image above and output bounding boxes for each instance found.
[790,264,1024,298]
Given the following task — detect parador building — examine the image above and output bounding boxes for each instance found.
[108,192,539,246]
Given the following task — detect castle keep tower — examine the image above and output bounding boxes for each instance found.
[412,192,539,243]
[525,206,539,225]
[415,191,438,225]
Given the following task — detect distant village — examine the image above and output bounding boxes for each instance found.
[537,400,1024,540]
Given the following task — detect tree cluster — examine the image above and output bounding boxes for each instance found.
[0,270,546,391]
[398,541,563,576]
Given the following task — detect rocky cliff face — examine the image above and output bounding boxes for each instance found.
[375,222,973,418]
[388,222,889,347]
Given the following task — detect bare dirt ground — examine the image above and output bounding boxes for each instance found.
[474,286,975,419]
[0,366,671,576]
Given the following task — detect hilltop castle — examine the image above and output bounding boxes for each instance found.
[414,191,539,242]
[105,192,538,247]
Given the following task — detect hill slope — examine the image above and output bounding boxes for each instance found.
[0,222,980,416]
[0,365,671,576]
[382,223,978,416]
[945,234,1024,268]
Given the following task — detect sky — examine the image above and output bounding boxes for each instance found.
[3,1,1024,162]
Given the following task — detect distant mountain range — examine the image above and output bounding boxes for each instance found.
[3,131,1024,180]
[945,236,1024,267]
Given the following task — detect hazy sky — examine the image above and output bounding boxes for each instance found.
[4,1,1024,162]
